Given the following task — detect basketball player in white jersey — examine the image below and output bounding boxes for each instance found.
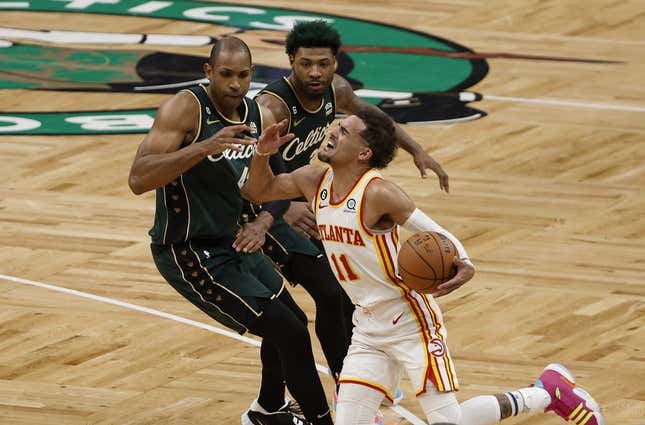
[242,110,604,425]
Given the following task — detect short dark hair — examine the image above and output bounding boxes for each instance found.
[209,36,252,65]
[355,108,397,169]
[285,20,341,56]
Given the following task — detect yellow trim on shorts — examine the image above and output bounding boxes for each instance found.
[338,377,395,403]
[372,234,444,392]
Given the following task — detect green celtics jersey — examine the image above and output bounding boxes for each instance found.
[149,85,262,245]
[257,77,335,171]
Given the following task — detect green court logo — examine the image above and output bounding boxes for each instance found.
[0,0,489,134]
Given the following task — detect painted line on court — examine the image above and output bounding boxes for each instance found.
[484,95,645,112]
[58,68,643,114]
[0,273,427,425]
[1,2,29,8]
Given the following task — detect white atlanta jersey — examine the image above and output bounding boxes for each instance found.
[313,168,458,397]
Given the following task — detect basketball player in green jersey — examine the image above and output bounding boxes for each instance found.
[257,20,449,239]
[128,37,332,425]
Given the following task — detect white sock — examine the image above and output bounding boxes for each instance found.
[459,387,551,425]
[513,387,552,414]
[459,395,504,425]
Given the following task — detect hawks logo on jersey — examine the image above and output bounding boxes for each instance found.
[318,224,366,247]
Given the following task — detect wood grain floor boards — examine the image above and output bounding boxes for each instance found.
[1,1,643,423]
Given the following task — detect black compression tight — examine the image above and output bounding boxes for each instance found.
[249,290,332,425]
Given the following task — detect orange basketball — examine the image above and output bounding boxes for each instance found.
[397,231,457,291]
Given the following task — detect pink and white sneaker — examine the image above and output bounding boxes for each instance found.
[534,363,604,425]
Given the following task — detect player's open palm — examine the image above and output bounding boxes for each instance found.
[203,124,256,156]
[414,151,450,193]
[257,119,294,155]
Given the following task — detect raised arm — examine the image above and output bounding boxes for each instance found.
[333,75,449,192]
[363,179,474,296]
[248,101,291,221]
[232,105,292,254]
[242,119,324,205]
[255,94,321,239]
[128,91,255,195]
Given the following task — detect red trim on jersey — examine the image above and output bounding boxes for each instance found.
[329,168,372,206]
[358,176,382,237]
[417,293,458,391]
[375,234,452,393]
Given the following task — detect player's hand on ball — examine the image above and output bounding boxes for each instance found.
[425,257,475,297]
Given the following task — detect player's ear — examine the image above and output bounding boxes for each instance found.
[333,57,338,72]
[288,54,295,65]
[203,62,212,81]
[358,147,373,162]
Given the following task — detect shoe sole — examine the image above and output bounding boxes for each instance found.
[240,411,252,425]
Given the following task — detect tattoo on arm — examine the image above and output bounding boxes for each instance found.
[495,393,513,419]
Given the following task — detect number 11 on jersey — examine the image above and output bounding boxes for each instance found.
[330,253,359,282]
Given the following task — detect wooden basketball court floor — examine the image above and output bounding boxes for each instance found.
[1,1,644,424]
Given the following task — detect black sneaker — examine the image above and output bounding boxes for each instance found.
[241,400,310,425]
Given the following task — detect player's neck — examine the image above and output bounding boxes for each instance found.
[208,90,242,122]
[330,165,369,202]
[218,107,241,122]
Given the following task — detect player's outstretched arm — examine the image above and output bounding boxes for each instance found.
[242,120,324,205]
[366,179,474,296]
[231,102,293,254]
[128,92,255,194]
[233,151,292,253]
[333,75,449,192]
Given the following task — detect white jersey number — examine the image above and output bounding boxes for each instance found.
[237,166,249,189]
